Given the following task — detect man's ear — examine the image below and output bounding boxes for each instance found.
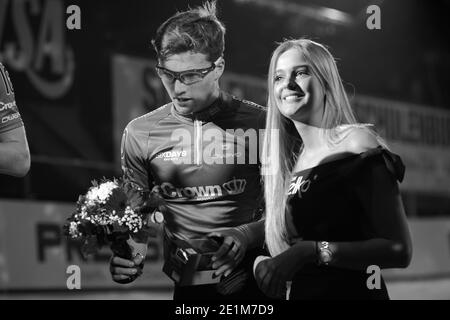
[214,57,225,80]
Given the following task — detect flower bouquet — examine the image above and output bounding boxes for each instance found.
[63,177,166,264]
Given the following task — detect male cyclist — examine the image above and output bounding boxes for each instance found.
[110,1,268,300]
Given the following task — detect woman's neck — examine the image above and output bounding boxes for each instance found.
[292,120,329,153]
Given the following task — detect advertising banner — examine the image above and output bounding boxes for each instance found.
[0,200,171,290]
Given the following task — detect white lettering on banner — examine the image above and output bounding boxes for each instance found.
[0,0,75,99]
[353,95,450,147]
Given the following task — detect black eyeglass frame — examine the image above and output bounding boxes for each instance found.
[155,60,219,85]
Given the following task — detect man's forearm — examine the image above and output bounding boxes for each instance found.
[0,141,30,177]
[236,219,265,249]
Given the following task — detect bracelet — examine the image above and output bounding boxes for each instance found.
[316,241,333,266]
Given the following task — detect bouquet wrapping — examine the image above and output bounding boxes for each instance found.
[63,178,166,264]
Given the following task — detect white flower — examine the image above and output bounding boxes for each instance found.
[69,221,81,238]
[86,181,118,204]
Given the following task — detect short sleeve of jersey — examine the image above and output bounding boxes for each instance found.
[121,122,151,193]
[0,63,23,134]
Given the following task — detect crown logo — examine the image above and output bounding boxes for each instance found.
[222,177,246,195]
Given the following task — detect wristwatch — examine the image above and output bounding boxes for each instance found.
[316,241,333,266]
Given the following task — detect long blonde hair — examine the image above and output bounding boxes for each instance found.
[262,39,376,256]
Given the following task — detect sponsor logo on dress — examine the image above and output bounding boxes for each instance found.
[288,175,312,197]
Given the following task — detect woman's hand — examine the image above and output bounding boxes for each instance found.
[253,253,295,298]
[254,241,316,299]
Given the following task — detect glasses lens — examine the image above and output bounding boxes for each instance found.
[156,68,175,82]
[180,72,204,85]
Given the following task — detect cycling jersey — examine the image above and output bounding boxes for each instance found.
[121,91,266,240]
[0,63,23,134]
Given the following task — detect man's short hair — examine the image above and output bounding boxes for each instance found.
[152,0,226,62]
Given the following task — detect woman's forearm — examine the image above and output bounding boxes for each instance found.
[323,238,412,270]
[283,238,412,275]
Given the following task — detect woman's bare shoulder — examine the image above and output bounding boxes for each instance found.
[335,124,380,154]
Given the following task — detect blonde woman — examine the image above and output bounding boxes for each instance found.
[255,39,412,300]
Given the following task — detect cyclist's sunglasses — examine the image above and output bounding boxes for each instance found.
[155,58,221,85]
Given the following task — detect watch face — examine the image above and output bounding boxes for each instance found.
[320,251,332,264]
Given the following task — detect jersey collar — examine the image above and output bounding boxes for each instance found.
[171,91,228,123]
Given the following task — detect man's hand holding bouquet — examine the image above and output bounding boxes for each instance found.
[63,177,166,284]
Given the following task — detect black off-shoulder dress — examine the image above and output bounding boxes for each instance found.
[286,146,405,300]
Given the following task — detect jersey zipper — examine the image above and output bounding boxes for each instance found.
[194,118,203,166]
